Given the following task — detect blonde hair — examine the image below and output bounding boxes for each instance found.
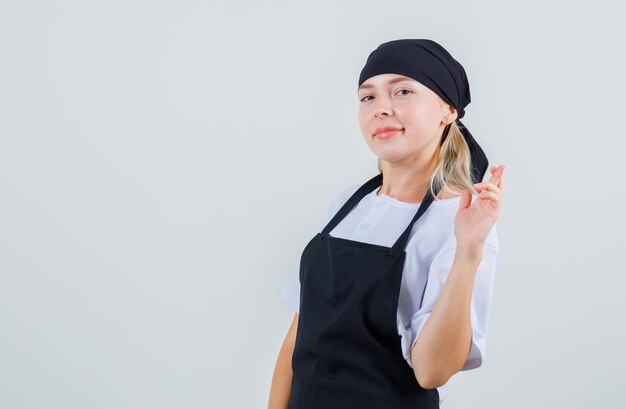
[376,121,480,200]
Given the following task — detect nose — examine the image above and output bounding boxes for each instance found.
[373,96,392,118]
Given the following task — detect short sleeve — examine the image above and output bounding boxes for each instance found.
[406,223,499,371]
[280,261,302,314]
[279,184,360,314]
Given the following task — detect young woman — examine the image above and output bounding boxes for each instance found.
[268,39,505,409]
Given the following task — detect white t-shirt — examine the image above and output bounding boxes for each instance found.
[280,183,500,405]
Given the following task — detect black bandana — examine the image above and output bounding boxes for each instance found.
[358,39,489,184]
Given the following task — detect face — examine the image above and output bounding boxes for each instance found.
[357,73,457,166]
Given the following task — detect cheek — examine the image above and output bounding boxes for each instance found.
[358,111,369,132]
[402,105,440,129]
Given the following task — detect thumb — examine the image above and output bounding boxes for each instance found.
[459,188,472,209]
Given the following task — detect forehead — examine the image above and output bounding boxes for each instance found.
[358,74,419,90]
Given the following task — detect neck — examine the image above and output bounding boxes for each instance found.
[377,154,438,204]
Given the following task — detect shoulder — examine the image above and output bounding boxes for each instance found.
[326,183,360,214]
[339,183,361,200]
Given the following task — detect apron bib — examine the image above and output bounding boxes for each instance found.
[288,172,441,409]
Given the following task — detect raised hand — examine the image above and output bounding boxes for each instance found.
[454,165,506,252]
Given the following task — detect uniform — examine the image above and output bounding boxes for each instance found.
[280,175,499,406]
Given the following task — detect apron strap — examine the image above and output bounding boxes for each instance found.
[320,172,443,259]
[388,186,439,258]
[321,173,384,236]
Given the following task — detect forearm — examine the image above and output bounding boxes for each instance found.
[268,315,298,409]
[411,245,483,389]
[268,340,294,409]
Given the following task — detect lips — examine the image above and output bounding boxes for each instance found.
[374,126,403,139]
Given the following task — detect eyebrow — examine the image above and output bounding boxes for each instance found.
[358,76,415,91]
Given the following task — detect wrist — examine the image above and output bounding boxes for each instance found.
[455,244,483,263]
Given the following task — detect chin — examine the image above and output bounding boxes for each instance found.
[376,153,407,165]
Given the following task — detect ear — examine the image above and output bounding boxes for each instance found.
[449,106,458,122]
[441,104,458,125]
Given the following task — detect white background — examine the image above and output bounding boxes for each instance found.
[1,0,625,408]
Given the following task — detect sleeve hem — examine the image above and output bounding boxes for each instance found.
[279,285,299,314]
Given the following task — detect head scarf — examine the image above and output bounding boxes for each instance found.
[358,38,489,184]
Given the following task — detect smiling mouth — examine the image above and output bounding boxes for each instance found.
[375,129,403,139]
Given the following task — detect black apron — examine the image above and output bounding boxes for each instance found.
[288,172,442,409]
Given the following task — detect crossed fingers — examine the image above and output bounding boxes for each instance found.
[472,165,505,201]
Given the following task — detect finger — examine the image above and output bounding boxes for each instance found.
[487,165,505,184]
[460,188,472,209]
[477,190,501,203]
[495,167,505,189]
[473,181,502,195]
[473,181,497,190]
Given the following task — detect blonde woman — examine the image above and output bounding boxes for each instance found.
[269,39,505,409]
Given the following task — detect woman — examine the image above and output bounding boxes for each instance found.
[268,39,505,409]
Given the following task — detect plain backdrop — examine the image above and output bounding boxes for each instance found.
[1,0,625,408]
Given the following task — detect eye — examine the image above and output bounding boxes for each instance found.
[359,89,412,102]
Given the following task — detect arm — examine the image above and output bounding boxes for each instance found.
[411,245,483,389]
[413,165,505,388]
[267,313,298,409]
